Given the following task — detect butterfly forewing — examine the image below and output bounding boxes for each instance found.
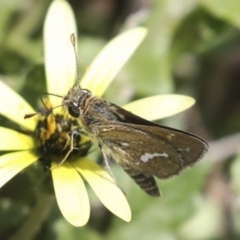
[98,123,207,179]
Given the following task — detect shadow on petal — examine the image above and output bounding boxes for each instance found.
[0,127,34,151]
[0,151,38,188]
[52,162,90,227]
[73,158,131,222]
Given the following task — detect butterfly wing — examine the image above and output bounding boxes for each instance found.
[97,122,207,195]
[99,123,207,177]
[77,98,208,195]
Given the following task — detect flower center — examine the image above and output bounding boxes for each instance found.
[34,110,91,169]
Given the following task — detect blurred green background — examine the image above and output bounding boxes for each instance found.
[1,0,240,239]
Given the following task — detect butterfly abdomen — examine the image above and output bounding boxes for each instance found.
[123,168,160,196]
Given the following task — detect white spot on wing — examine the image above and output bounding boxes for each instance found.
[167,133,175,140]
[178,147,190,152]
[121,142,129,147]
[140,152,169,163]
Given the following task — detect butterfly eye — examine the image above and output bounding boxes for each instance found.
[68,105,80,118]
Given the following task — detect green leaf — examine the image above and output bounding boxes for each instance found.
[201,0,240,28]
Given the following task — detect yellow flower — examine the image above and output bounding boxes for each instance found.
[0,0,195,227]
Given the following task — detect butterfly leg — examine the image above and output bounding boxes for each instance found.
[50,130,78,169]
[101,151,126,195]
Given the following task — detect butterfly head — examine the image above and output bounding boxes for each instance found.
[63,85,92,118]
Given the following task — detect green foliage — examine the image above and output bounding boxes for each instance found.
[1,0,240,239]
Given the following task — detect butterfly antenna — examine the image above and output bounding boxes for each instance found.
[24,94,64,119]
[70,33,81,86]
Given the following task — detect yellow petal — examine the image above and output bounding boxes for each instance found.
[81,27,147,97]
[123,94,195,121]
[74,158,131,222]
[0,81,36,131]
[52,162,90,227]
[0,127,34,151]
[0,151,38,188]
[44,0,77,107]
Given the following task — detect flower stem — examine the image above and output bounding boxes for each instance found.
[9,193,54,240]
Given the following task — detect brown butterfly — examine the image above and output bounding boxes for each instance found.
[62,84,208,196]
